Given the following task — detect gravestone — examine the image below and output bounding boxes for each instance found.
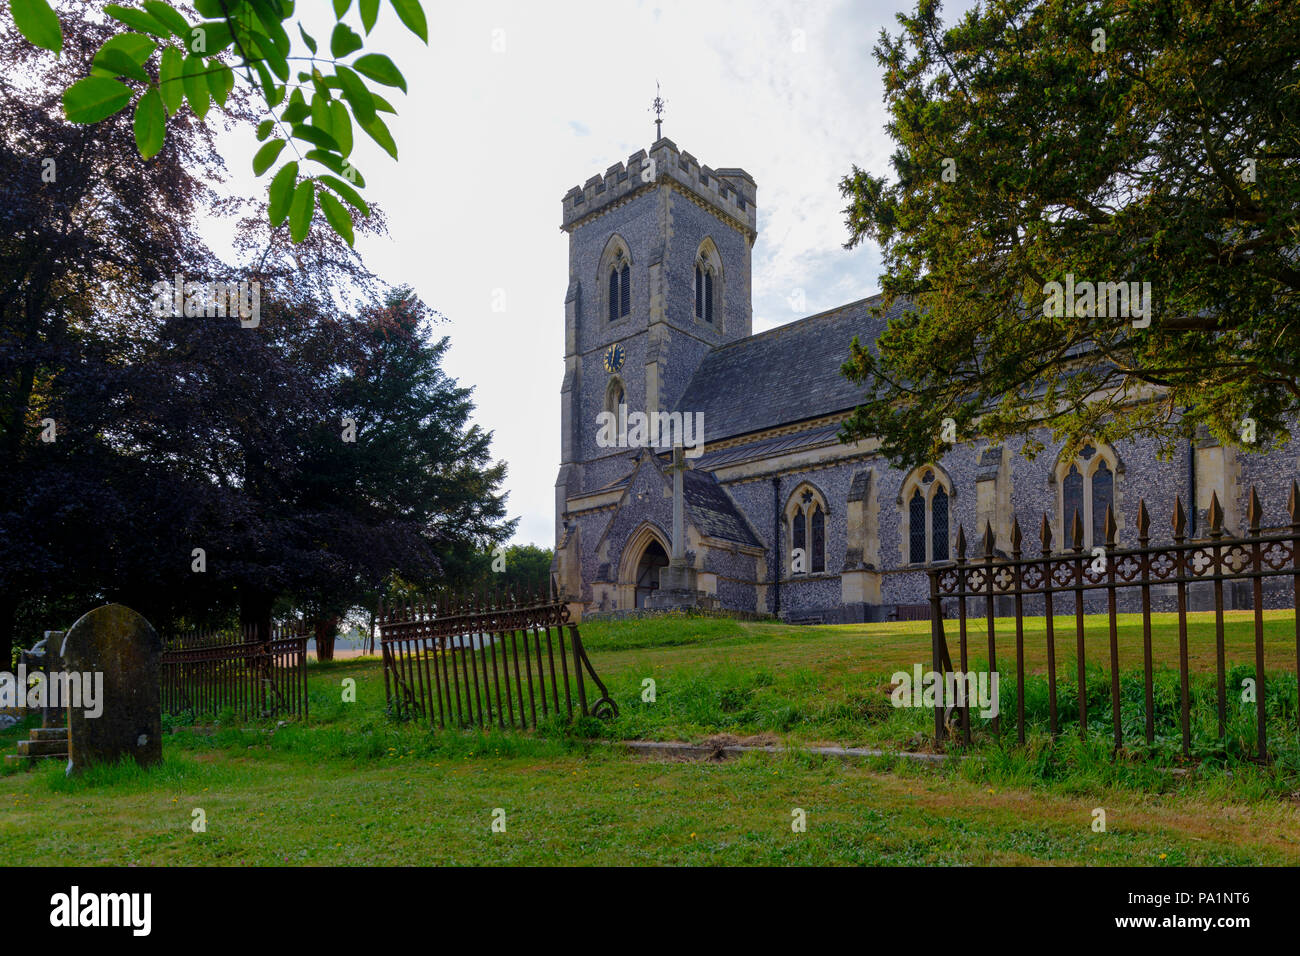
[20,631,67,728]
[59,605,161,774]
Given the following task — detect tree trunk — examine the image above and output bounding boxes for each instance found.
[314,616,338,661]
[239,592,274,647]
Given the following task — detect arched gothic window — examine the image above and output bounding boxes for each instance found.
[694,239,722,324]
[599,236,632,323]
[608,252,630,321]
[1056,442,1118,549]
[901,466,952,565]
[605,377,625,416]
[786,485,828,574]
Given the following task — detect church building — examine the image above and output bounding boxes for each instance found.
[551,138,1299,621]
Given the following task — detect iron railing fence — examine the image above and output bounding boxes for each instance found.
[161,626,308,720]
[927,483,1299,760]
[378,590,617,730]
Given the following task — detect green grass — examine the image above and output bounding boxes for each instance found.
[1,612,1298,865]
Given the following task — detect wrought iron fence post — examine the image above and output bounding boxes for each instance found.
[1173,498,1192,757]
[1104,506,1121,752]
[1208,492,1227,740]
[1040,515,1058,737]
[983,522,999,737]
[1071,508,1087,740]
[1248,488,1268,762]
[955,526,971,745]
[928,568,945,743]
[1137,501,1155,746]
[1010,518,1025,744]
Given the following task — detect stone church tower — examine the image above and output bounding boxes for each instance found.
[553,139,757,598]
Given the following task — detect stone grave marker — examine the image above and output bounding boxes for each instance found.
[59,604,161,774]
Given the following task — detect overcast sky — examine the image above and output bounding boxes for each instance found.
[207,0,978,548]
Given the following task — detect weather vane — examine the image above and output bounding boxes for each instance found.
[650,82,665,140]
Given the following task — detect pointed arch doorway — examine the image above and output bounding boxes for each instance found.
[634,540,669,609]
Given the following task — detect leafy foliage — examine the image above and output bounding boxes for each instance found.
[0,8,512,663]
[839,0,1300,467]
[8,0,428,246]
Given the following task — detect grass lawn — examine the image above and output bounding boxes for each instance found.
[2,612,1298,865]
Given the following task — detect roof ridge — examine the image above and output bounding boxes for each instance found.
[705,292,889,355]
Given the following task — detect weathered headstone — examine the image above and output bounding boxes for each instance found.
[59,605,161,774]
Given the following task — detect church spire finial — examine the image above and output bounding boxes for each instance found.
[650,81,665,140]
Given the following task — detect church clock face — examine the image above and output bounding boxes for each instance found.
[603,343,626,373]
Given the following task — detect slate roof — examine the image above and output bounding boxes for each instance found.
[674,293,906,444]
[682,468,762,547]
[691,423,842,470]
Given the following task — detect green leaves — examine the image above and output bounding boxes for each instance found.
[207,58,234,107]
[319,191,355,246]
[133,89,166,159]
[389,0,427,43]
[159,46,185,113]
[253,138,286,176]
[334,65,374,124]
[141,1,191,40]
[352,54,406,93]
[64,77,133,123]
[358,112,397,159]
[93,34,157,82]
[12,0,62,53]
[289,179,316,242]
[42,0,426,245]
[182,54,210,120]
[269,162,299,226]
[331,23,364,59]
[104,4,169,37]
[360,0,380,33]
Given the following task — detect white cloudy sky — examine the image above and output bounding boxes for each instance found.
[206,0,977,548]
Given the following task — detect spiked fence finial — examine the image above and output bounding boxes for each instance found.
[1290,480,1300,526]
[1172,496,1187,539]
[1070,507,1084,551]
[1207,490,1224,536]
[982,520,995,558]
[1136,499,1150,543]
[1010,516,1022,554]
[1104,504,1117,547]
[955,524,966,560]
[1248,486,1262,532]
[1040,512,1052,553]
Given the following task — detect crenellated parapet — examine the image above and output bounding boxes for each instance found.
[561,138,757,238]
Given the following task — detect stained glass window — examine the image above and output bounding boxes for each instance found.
[931,485,949,561]
[1092,460,1113,545]
[792,510,806,573]
[1063,463,1084,549]
[909,488,926,564]
[811,505,825,573]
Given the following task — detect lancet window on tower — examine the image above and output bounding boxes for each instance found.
[608,250,630,321]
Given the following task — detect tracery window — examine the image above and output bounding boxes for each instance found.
[902,466,952,564]
[1057,442,1118,549]
[786,485,828,574]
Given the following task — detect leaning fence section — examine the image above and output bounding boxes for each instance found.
[378,590,618,730]
[161,626,309,720]
[927,483,1300,761]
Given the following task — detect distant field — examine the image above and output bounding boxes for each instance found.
[1,612,1297,866]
